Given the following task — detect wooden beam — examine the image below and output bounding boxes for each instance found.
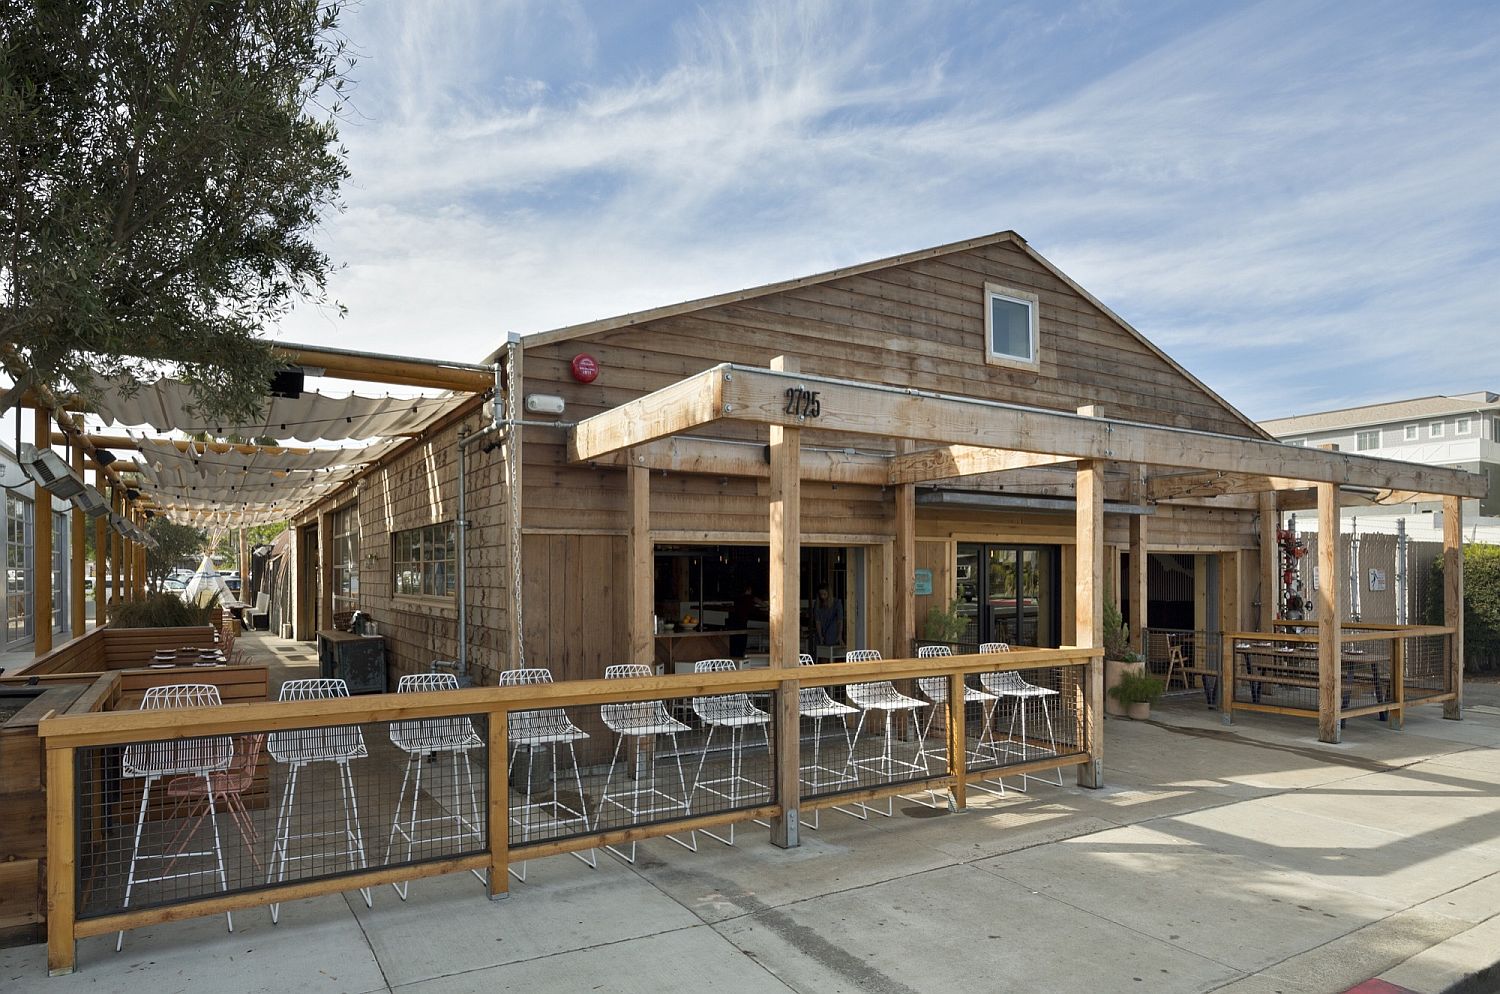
[134,506,147,599]
[887,445,1073,484]
[1147,471,1319,500]
[627,465,653,666]
[1316,482,1342,744]
[893,442,916,658]
[596,436,888,485]
[767,355,801,849]
[1443,495,1464,720]
[34,411,54,656]
[55,433,319,457]
[1075,458,1104,789]
[1259,491,1277,628]
[712,367,1486,497]
[568,367,724,462]
[276,342,495,393]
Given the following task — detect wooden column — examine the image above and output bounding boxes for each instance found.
[70,442,86,636]
[1127,471,1148,654]
[1075,459,1104,788]
[134,507,147,598]
[318,508,333,629]
[768,355,801,848]
[33,411,54,655]
[93,478,107,627]
[238,526,248,595]
[1258,491,1278,628]
[627,464,653,666]
[1316,483,1342,743]
[1219,551,1241,637]
[893,440,916,658]
[486,710,510,899]
[45,744,76,975]
[1443,495,1464,720]
[111,486,123,607]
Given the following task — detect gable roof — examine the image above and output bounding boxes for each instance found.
[1262,393,1500,436]
[495,230,1269,439]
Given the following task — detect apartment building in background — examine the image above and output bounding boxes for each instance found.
[1261,391,1500,543]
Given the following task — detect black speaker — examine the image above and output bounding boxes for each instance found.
[269,367,305,399]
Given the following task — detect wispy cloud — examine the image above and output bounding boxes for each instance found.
[280,0,1500,420]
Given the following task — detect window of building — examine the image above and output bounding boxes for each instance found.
[393,522,456,598]
[1284,438,1306,447]
[1404,424,1419,441]
[1356,430,1380,451]
[1456,417,1472,435]
[983,283,1040,370]
[5,496,32,646]
[330,504,360,615]
[52,510,67,634]
[1430,421,1445,438]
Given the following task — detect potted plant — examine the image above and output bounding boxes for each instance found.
[1102,600,1144,717]
[1108,670,1164,720]
[920,598,968,654]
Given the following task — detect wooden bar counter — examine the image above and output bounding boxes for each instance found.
[654,629,752,671]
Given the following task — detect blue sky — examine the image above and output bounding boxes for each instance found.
[278,0,1500,421]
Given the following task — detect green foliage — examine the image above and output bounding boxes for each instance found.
[212,521,285,568]
[146,518,207,590]
[109,593,211,629]
[1102,599,1139,662]
[0,0,355,419]
[1430,543,1500,673]
[922,598,969,643]
[1108,670,1165,705]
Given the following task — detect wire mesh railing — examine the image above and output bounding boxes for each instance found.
[40,647,1101,974]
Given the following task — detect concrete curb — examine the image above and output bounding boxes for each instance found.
[1377,916,1500,994]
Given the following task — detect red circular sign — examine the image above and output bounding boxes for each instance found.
[571,353,599,383]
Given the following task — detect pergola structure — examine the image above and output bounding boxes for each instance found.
[568,359,1487,755]
[21,343,496,655]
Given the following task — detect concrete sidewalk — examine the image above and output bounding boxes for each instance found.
[6,683,1500,994]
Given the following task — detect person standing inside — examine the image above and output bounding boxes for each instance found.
[812,585,844,660]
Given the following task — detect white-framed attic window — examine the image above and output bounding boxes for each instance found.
[1404,424,1418,441]
[1356,430,1379,451]
[983,283,1040,371]
[1456,417,1472,435]
[1430,421,1445,438]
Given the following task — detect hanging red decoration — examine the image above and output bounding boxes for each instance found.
[570,354,599,383]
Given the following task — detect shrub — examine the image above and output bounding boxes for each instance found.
[922,599,969,643]
[1428,543,1500,674]
[1102,599,1139,662]
[109,593,212,629]
[1108,670,1164,705]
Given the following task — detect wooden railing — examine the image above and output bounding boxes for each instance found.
[36,646,1101,975]
[1220,624,1456,728]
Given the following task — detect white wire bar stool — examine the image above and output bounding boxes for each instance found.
[843,649,930,816]
[914,646,1006,798]
[690,659,771,846]
[796,653,864,828]
[596,664,698,862]
[384,673,485,899]
[266,678,373,923]
[117,684,234,952]
[978,644,1064,789]
[501,667,597,881]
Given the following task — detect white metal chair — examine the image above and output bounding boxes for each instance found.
[843,649,931,816]
[690,659,771,846]
[384,673,485,899]
[979,653,1065,789]
[979,642,1010,654]
[915,648,1005,798]
[117,684,233,952]
[266,678,372,923]
[596,664,697,862]
[796,653,863,828]
[501,667,596,880]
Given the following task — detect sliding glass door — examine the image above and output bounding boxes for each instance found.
[955,543,1060,648]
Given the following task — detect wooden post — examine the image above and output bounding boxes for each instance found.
[627,464,653,666]
[70,442,86,637]
[238,526,248,596]
[133,507,147,599]
[1316,483,1342,743]
[893,441,916,658]
[768,355,801,848]
[946,671,967,811]
[1128,469,1148,654]
[1443,495,1464,720]
[1392,636,1406,730]
[1219,551,1241,639]
[46,745,76,975]
[1075,458,1104,788]
[34,411,54,655]
[1258,491,1278,628]
[94,488,107,627]
[486,709,510,899]
[111,486,123,607]
[1221,632,1235,720]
